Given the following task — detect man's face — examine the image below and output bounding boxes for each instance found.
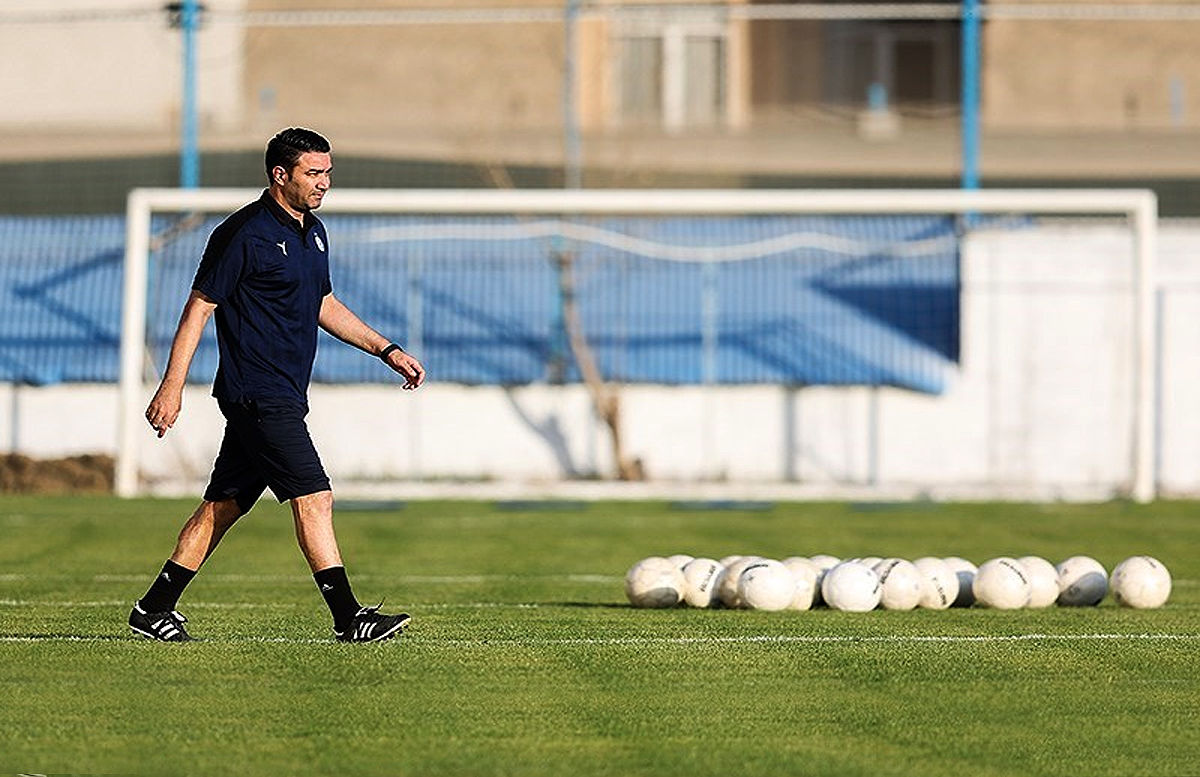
[274,151,332,214]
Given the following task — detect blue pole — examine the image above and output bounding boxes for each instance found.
[180,0,200,189]
[961,0,980,189]
[554,0,582,384]
[563,0,582,189]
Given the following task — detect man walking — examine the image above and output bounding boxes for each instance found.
[130,127,425,643]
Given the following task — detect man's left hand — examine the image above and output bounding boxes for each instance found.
[385,350,426,390]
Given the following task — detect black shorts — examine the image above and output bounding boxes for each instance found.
[203,397,331,513]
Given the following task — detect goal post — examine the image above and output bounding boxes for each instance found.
[118,187,1158,501]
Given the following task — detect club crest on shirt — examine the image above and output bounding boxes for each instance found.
[314,234,325,252]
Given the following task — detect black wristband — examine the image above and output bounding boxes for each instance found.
[379,343,403,361]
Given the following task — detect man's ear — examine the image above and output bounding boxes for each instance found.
[272,165,288,185]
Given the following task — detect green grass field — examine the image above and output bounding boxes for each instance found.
[1,495,1197,776]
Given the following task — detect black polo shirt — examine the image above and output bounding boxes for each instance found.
[193,190,332,404]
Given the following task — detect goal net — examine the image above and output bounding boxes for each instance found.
[116,188,1157,501]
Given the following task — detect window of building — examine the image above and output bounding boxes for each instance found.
[614,14,729,130]
[824,21,959,110]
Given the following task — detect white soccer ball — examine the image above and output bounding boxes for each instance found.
[781,556,820,610]
[807,554,841,607]
[681,557,725,608]
[1110,555,1172,609]
[1056,555,1108,607]
[667,554,695,570]
[738,559,796,612]
[943,556,977,607]
[624,557,685,608]
[809,554,841,573]
[912,557,957,610]
[717,556,763,608]
[718,554,744,568]
[973,557,1032,610]
[873,558,923,611]
[821,561,882,612]
[1016,556,1060,609]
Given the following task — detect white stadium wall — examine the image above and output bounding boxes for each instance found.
[4,223,1200,499]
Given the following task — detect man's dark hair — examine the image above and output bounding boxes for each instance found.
[265,128,331,179]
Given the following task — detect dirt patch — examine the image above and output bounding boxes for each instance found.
[0,453,114,494]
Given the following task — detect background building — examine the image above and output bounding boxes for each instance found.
[3,1,1199,209]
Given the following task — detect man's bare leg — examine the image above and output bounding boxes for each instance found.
[291,490,341,572]
[293,490,409,642]
[171,498,246,570]
[131,497,244,641]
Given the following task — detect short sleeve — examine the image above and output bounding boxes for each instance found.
[318,226,332,296]
[192,229,248,305]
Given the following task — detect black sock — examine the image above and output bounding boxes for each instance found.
[137,560,197,613]
[314,565,361,632]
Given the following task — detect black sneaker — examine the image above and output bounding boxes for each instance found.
[129,603,192,642]
[335,604,411,643]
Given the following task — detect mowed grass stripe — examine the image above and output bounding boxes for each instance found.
[5,573,1198,585]
[0,572,622,583]
[2,631,1196,645]
[0,599,543,609]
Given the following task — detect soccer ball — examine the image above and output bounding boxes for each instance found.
[807,554,841,607]
[1016,556,1059,609]
[912,557,957,610]
[624,557,685,608]
[873,558,923,611]
[973,557,1032,610]
[1056,555,1107,607]
[943,556,977,607]
[681,557,725,608]
[781,556,820,610]
[821,561,882,612]
[667,554,695,570]
[718,554,744,568]
[717,556,763,608]
[1110,555,1171,609]
[738,560,796,612]
[808,554,841,573]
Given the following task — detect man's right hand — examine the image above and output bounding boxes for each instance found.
[145,384,183,438]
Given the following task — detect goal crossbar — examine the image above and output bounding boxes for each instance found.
[118,187,1158,500]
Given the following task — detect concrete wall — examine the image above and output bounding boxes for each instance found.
[0,0,246,132]
[983,10,1200,130]
[4,224,1199,500]
[242,0,566,138]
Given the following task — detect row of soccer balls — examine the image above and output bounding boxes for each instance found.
[624,553,1173,611]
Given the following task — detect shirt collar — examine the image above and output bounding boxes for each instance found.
[260,189,313,236]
